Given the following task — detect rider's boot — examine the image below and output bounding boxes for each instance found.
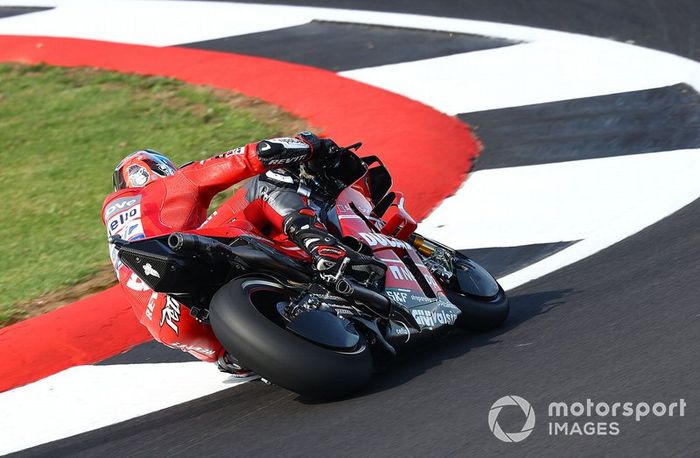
[216,352,255,378]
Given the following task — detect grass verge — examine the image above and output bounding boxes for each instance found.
[0,63,308,326]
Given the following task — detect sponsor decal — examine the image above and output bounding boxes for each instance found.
[317,246,345,259]
[386,290,408,304]
[215,147,245,159]
[171,342,217,356]
[104,196,140,218]
[411,308,458,327]
[387,320,411,343]
[388,264,416,282]
[269,137,306,148]
[108,244,122,272]
[108,206,140,233]
[145,291,158,321]
[265,170,295,183]
[126,272,150,292]
[105,196,145,269]
[142,263,160,278]
[126,223,141,238]
[330,305,355,316]
[159,296,181,335]
[127,164,150,187]
[423,271,439,288]
[358,232,411,250]
[266,154,307,165]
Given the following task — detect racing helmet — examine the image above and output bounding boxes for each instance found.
[112,149,177,191]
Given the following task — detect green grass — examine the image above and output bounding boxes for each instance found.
[0,63,306,325]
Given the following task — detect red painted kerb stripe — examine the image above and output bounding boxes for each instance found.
[0,35,480,392]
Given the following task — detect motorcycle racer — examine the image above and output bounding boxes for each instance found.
[102,132,379,375]
[202,143,386,288]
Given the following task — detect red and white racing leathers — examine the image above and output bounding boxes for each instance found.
[101,139,311,362]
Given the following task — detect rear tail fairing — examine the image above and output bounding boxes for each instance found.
[115,232,311,312]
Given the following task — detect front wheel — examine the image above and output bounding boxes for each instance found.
[209,276,373,400]
[443,254,509,331]
[445,286,509,331]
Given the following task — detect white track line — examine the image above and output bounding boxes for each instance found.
[0,1,311,46]
[0,362,255,455]
[341,39,700,114]
[0,0,632,44]
[418,149,700,249]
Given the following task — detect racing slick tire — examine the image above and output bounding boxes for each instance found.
[210,276,373,400]
[442,253,509,331]
[445,285,509,332]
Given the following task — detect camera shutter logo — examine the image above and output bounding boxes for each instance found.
[488,395,536,442]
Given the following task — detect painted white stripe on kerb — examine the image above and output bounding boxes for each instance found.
[0,362,256,455]
[341,39,700,114]
[2,1,699,112]
[418,149,700,289]
[418,149,700,249]
[0,1,313,46]
[0,0,632,44]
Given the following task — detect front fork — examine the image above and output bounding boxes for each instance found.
[408,233,455,284]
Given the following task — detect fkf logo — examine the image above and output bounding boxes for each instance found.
[386,290,408,303]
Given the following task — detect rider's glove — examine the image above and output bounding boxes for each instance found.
[256,137,311,167]
[256,131,337,168]
[297,131,336,154]
[311,243,386,287]
[298,132,339,172]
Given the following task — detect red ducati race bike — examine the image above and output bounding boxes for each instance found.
[113,144,509,399]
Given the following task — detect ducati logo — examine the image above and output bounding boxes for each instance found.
[143,263,160,278]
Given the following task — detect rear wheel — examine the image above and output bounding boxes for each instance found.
[209,276,373,400]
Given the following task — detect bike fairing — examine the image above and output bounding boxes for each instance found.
[107,137,508,397]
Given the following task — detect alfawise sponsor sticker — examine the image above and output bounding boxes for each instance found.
[487,395,687,442]
[411,308,458,327]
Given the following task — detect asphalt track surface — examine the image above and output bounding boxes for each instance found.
[0,6,48,19]
[187,21,516,71]
[26,199,700,456]
[228,0,700,61]
[14,1,700,455]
